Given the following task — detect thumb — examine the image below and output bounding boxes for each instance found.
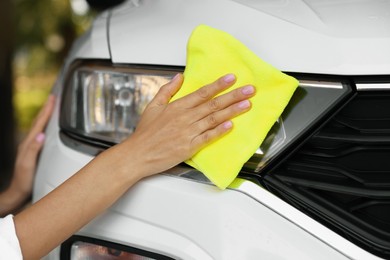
[149,73,183,107]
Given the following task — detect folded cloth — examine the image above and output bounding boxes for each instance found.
[171,24,299,189]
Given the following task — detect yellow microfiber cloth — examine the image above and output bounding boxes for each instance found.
[171,24,299,189]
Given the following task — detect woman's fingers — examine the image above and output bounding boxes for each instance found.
[188,87,253,150]
[190,98,252,150]
[175,73,237,108]
[12,95,56,197]
[193,98,252,136]
[190,120,234,149]
[189,84,255,123]
[26,94,56,140]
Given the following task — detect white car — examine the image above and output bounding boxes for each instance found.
[34,0,390,259]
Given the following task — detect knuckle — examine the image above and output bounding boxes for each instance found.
[197,87,209,99]
[208,98,220,111]
[201,132,210,144]
[207,114,218,126]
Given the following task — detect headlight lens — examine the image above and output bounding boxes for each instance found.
[61,236,175,260]
[70,241,156,260]
[60,63,178,144]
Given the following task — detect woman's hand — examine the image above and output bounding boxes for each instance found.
[0,95,56,216]
[13,95,56,197]
[125,73,255,178]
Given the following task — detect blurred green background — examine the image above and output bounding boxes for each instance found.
[13,0,95,132]
[0,0,102,188]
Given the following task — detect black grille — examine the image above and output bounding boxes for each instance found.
[263,91,390,258]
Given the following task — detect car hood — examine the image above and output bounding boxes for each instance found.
[108,0,390,75]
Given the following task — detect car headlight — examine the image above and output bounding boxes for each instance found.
[60,61,352,172]
[70,241,151,259]
[60,61,179,145]
[61,235,174,260]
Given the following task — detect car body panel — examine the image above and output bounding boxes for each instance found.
[67,11,110,62]
[109,0,390,75]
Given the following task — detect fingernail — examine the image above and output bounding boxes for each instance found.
[241,85,255,95]
[35,133,45,143]
[223,121,233,129]
[171,73,181,82]
[223,74,235,83]
[238,100,251,109]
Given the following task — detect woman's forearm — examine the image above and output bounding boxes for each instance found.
[14,141,143,260]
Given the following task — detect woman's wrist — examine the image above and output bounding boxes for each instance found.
[93,138,148,188]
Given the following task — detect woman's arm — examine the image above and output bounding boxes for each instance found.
[0,95,55,216]
[14,73,255,260]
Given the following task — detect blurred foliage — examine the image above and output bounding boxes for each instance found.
[13,0,97,132]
